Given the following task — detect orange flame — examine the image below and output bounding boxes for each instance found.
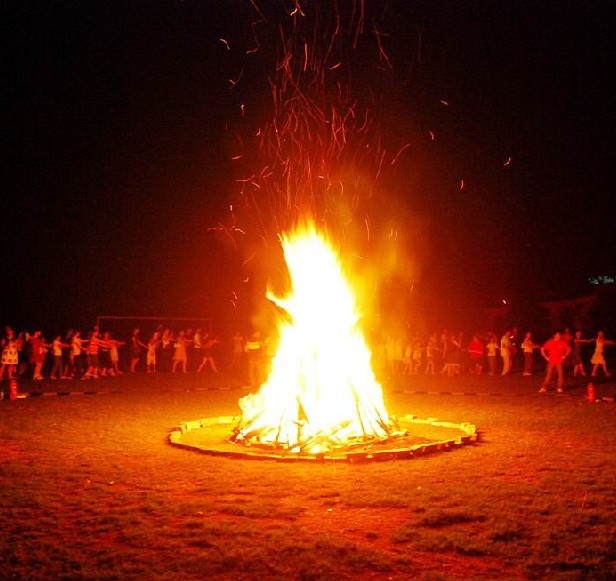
[233,223,390,453]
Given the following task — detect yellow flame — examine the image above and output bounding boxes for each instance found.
[235,224,390,453]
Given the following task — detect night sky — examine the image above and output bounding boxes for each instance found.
[2,1,614,336]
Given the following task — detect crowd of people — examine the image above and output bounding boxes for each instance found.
[0,325,226,383]
[377,326,615,392]
[1,323,614,394]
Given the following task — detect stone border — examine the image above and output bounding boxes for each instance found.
[169,414,480,463]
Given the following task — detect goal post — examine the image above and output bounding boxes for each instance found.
[95,315,213,341]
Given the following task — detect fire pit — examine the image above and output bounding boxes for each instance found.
[169,414,478,463]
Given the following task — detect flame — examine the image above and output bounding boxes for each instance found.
[233,223,390,453]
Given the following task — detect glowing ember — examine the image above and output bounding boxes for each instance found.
[232,223,391,454]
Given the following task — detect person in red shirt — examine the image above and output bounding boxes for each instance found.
[467,333,485,375]
[538,331,572,394]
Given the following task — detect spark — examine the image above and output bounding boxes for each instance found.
[242,252,256,266]
[373,26,392,68]
[227,1,414,251]
[428,130,435,141]
[219,38,230,50]
[228,69,244,87]
[504,156,512,167]
[439,99,450,106]
[459,179,465,190]
[391,143,411,165]
[289,1,305,17]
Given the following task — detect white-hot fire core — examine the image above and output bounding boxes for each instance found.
[234,224,390,453]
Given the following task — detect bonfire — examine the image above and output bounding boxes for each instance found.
[231,223,398,454]
[226,3,408,454]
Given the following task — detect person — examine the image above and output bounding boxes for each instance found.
[129,328,147,373]
[71,331,88,379]
[486,333,499,376]
[500,329,513,376]
[192,328,203,372]
[49,334,71,380]
[16,331,28,377]
[84,329,103,379]
[171,330,191,373]
[466,333,484,375]
[230,330,245,375]
[442,331,462,378]
[538,331,571,394]
[386,335,405,377]
[102,332,125,376]
[411,338,424,375]
[244,331,263,387]
[424,333,439,375]
[146,332,160,373]
[196,333,220,373]
[160,328,174,372]
[509,327,520,371]
[0,327,19,382]
[62,329,75,379]
[521,331,540,376]
[99,332,113,377]
[28,330,49,380]
[572,330,592,377]
[589,331,615,378]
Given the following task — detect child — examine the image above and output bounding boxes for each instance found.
[411,339,423,375]
[486,333,499,376]
[521,331,540,376]
[590,331,615,378]
[424,334,439,375]
[572,331,592,377]
[147,332,160,373]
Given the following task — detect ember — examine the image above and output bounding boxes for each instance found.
[230,223,398,454]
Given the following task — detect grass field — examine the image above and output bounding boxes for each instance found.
[1,369,615,580]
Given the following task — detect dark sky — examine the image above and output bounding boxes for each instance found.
[2,1,614,335]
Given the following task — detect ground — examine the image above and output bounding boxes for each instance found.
[1,368,615,580]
